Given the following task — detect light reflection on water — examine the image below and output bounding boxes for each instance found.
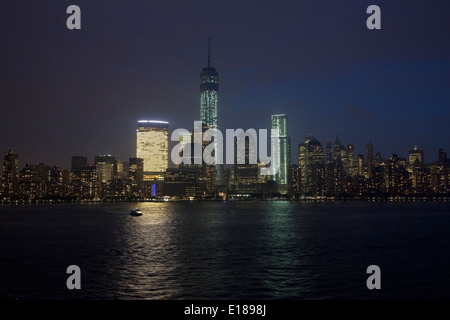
[1,201,450,299]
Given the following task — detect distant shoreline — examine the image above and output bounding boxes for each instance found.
[1,196,450,206]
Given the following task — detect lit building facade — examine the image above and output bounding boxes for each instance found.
[298,135,326,196]
[357,154,365,176]
[366,142,374,178]
[95,154,115,184]
[347,144,356,176]
[136,120,169,178]
[288,164,301,197]
[409,146,424,166]
[326,140,333,163]
[386,154,410,195]
[163,167,205,198]
[334,135,342,161]
[271,114,291,193]
[200,39,221,185]
[200,39,219,130]
[69,165,100,200]
[1,148,20,200]
[128,157,143,198]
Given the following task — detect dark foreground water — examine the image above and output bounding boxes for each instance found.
[0,201,449,300]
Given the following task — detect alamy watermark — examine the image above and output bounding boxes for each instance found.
[66,265,81,290]
[171,121,280,176]
[366,265,381,290]
[66,5,381,31]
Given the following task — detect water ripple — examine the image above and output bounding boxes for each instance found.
[1,201,450,299]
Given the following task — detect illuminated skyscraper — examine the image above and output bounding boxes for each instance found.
[95,154,115,183]
[200,38,219,130]
[366,142,374,178]
[128,157,143,198]
[200,39,221,185]
[1,148,19,200]
[271,114,291,193]
[95,154,115,165]
[366,142,374,162]
[129,158,144,184]
[288,164,301,196]
[298,135,325,196]
[409,146,424,166]
[326,140,333,163]
[357,154,365,176]
[334,135,342,161]
[347,144,355,176]
[340,146,348,171]
[136,120,169,178]
[298,143,307,192]
[375,152,382,167]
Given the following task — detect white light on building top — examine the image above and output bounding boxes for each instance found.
[138,120,169,124]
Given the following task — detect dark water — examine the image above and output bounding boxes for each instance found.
[0,201,449,300]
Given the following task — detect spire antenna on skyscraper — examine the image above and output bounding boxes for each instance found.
[208,37,211,68]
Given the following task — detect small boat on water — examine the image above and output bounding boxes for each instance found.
[130,209,143,216]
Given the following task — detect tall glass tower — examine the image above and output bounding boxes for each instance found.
[200,38,219,130]
[271,114,291,193]
[200,38,221,185]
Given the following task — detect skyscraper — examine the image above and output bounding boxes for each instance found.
[288,164,301,196]
[200,38,219,130]
[366,142,374,178]
[326,140,333,163]
[357,154,365,176]
[200,39,221,185]
[438,149,447,162]
[347,144,355,176]
[1,148,19,200]
[409,146,424,166]
[129,158,144,184]
[95,154,115,166]
[232,131,259,195]
[136,120,169,179]
[298,135,325,196]
[271,114,291,193]
[128,157,143,198]
[95,154,115,183]
[298,143,307,192]
[334,135,342,161]
[366,142,374,161]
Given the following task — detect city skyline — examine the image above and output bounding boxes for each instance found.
[3,1,450,306]
[1,1,450,170]
[2,133,447,170]
[3,139,450,202]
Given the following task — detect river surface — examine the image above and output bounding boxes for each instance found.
[0,201,449,300]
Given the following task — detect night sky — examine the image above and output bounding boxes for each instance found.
[1,0,449,170]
